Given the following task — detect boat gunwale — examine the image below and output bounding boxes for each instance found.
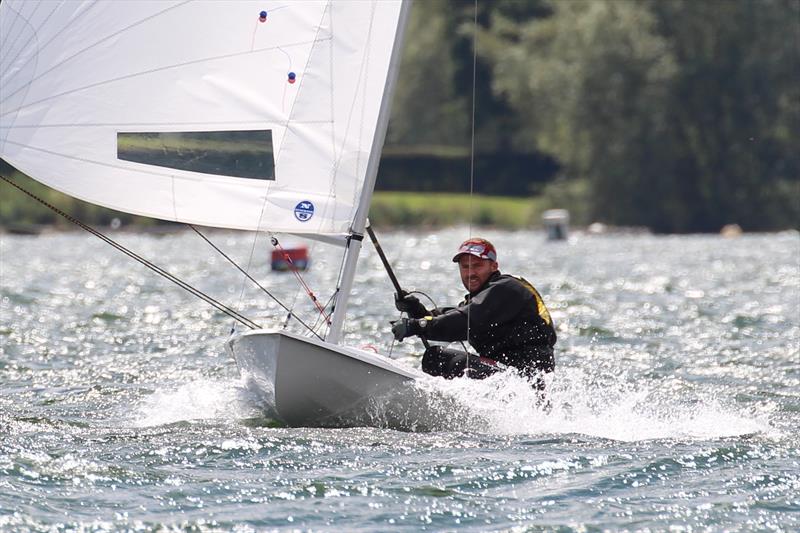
[229,328,422,381]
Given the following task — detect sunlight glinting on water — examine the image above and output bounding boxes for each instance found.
[1,229,798,531]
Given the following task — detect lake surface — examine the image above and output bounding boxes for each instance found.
[1,228,798,531]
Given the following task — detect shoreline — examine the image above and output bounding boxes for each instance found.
[3,222,797,238]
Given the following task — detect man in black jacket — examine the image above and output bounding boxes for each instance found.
[391,238,556,383]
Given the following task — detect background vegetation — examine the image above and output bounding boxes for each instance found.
[2,0,798,233]
[0,166,550,232]
[386,0,799,233]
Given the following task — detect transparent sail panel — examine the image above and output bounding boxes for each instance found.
[117,130,275,180]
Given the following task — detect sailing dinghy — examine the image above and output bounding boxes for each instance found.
[1,1,427,426]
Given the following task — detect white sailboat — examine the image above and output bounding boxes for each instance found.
[1,1,426,427]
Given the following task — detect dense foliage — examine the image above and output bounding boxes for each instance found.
[387,0,799,232]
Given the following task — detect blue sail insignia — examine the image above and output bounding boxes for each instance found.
[294,201,314,222]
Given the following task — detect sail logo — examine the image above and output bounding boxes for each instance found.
[294,201,314,222]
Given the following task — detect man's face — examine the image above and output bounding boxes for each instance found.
[458,254,498,293]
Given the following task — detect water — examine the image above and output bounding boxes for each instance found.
[1,228,798,531]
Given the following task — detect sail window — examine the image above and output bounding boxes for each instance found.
[117,130,275,180]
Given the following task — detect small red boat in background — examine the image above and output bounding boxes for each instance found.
[271,245,310,271]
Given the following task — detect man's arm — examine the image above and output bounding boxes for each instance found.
[423,308,469,342]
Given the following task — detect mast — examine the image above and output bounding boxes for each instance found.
[326,0,412,344]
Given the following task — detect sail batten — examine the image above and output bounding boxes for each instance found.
[0,0,404,235]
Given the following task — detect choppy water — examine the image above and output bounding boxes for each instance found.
[1,228,798,531]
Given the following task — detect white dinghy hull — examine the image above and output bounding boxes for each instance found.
[229,330,423,427]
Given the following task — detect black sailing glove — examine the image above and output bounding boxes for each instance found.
[394,292,429,319]
[391,318,425,341]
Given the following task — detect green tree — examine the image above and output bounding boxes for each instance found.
[648,0,800,231]
[387,0,549,152]
[481,0,799,232]
[450,0,552,153]
[483,0,677,227]
[387,0,470,147]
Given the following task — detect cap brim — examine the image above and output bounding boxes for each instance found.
[452,251,489,262]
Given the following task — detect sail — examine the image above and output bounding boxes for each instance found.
[0,0,404,237]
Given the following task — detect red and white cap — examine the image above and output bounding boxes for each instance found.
[452,238,497,262]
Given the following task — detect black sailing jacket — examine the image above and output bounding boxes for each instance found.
[424,271,556,376]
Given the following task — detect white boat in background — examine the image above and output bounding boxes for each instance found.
[0,1,424,427]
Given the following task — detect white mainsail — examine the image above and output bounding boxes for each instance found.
[0,0,403,238]
[3,1,421,427]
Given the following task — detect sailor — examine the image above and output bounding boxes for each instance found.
[391,238,556,386]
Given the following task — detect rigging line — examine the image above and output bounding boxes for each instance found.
[466,0,479,374]
[229,227,262,336]
[326,236,352,334]
[468,0,478,216]
[281,252,307,331]
[0,174,261,330]
[306,290,338,336]
[270,236,331,325]
[188,226,324,341]
[319,291,337,324]
[280,236,326,333]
